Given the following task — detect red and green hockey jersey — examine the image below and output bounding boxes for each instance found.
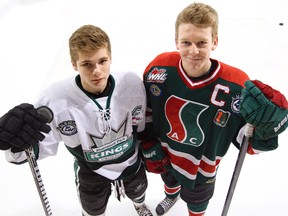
[143,51,277,189]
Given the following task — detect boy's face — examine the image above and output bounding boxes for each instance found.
[175,23,218,77]
[72,47,111,94]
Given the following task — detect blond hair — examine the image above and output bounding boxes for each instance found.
[175,3,219,39]
[69,25,111,64]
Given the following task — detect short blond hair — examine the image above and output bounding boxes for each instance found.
[175,3,219,39]
[69,25,111,64]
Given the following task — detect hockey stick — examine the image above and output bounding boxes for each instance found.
[221,124,254,216]
[25,106,54,216]
[25,147,53,216]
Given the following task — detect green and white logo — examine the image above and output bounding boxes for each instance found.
[85,135,133,162]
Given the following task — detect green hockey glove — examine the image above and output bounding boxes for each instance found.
[240,80,288,140]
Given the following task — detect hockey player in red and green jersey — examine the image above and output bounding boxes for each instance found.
[140,3,288,216]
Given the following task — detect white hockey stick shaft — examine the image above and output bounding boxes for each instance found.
[221,124,254,216]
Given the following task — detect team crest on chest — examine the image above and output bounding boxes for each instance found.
[165,95,208,147]
[84,117,133,162]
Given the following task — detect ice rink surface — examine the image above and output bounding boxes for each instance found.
[0,0,287,215]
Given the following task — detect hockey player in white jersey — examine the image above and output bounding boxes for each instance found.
[0,24,153,216]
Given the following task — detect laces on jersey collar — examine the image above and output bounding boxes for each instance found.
[98,108,112,134]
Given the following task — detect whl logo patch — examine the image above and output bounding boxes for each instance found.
[147,68,167,83]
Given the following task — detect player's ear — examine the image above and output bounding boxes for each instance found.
[212,36,218,51]
[175,38,180,50]
[71,60,78,71]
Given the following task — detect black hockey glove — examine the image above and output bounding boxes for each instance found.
[0,103,51,152]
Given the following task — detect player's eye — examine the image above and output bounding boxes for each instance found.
[197,41,207,48]
[81,62,93,69]
[181,41,191,46]
[99,59,108,65]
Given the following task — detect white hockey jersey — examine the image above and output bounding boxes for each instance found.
[6,72,146,180]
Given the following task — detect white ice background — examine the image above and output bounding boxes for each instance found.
[0,0,287,215]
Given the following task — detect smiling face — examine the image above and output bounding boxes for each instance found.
[174,3,219,78]
[175,23,218,77]
[72,47,111,94]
